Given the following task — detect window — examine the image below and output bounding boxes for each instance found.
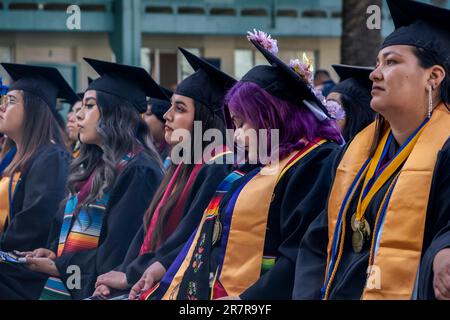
[0,47,11,63]
[179,48,200,82]
[234,49,253,79]
[141,47,201,90]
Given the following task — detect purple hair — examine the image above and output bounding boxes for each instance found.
[225,81,343,159]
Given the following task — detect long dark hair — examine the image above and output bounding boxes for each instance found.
[143,100,226,250]
[370,47,450,156]
[67,91,163,208]
[0,91,67,176]
[340,93,376,142]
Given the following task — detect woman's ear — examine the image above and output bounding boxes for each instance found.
[428,65,446,90]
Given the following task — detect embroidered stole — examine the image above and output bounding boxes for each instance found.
[144,139,326,300]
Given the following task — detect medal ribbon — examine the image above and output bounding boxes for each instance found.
[355,118,429,223]
[322,117,429,299]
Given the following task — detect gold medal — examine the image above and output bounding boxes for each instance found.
[212,218,222,246]
[361,219,371,238]
[352,229,364,253]
[351,213,360,231]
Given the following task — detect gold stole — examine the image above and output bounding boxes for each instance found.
[163,140,326,299]
[0,172,21,232]
[326,104,450,299]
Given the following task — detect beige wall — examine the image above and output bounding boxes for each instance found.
[142,34,341,80]
[0,32,114,90]
[0,32,340,88]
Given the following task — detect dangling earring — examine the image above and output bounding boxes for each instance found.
[428,85,433,119]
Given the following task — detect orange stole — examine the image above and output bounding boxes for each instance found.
[325,104,450,299]
[0,172,20,232]
[162,139,326,299]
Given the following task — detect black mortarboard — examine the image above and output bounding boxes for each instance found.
[0,63,78,111]
[382,0,450,70]
[244,39,330,121]
[62,77,97,105]
[330,64,374,109]
[148,86,172,123]
[176,48,236,120]
[84,58,169,113]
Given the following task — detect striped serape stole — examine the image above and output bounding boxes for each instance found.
[39,195,108,300]
[39,150,136,300]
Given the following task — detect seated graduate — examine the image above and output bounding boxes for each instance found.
[0,58,165,300]
[293,0,450,300]
[0,63,74,253]
[0,77,9,154]
[144,86,173,167]
[92,48,236,299]
[130,30,343,300]
[327,64,376,142]
[64,93,83,158]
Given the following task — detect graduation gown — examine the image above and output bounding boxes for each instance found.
[152,141,339,300]
[1,144,70,252]
[0,152,163,300]
[232,142,339,299]
[293,137,450,300]
[116,157,235,288]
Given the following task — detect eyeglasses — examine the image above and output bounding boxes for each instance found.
[0,95,17,110]
[0,95,8,108]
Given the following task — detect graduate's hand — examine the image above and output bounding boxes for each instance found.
[128,262,166,300]
[128,273,154,300]
[433,248,450,300]
[93,284,112,297]
[25,257,60,277]
[95,271,128,290]
[16,248,56,260]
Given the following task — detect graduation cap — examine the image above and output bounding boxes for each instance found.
[330,64,374,109]
[0,63,79,111]
[176,47,236,120]
[148,86,173,123]
[61,77,97,106]
[84,58,169,113]
[244,38,330,121]
[382,0,450,70]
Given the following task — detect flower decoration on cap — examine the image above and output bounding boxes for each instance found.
[289,54,345,120]
[312,86,346,121]
[247,29,279,55]
[289,53,314,85]
[324,98,346,120]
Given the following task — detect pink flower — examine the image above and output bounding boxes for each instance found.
[325,99,346,120]
[247,29,279,55]
[311,86,346,120]
[289,58,313,85]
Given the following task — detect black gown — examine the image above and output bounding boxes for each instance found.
[170,142,339,300]
[115,155,235,289]
[1,144,70,252]
[230,142,339,300]
[293,137,450,300]
[0,152,163,300]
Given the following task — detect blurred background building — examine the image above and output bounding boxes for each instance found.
[0,0,448,96]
